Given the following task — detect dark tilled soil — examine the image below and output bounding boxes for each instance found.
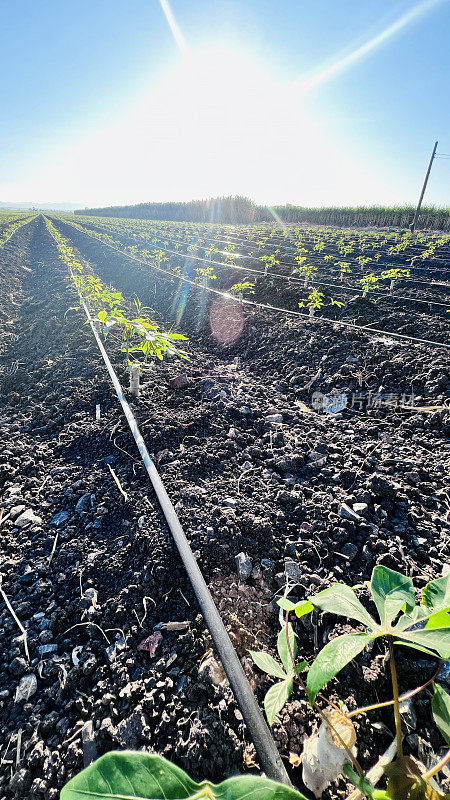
[0,216,449,799]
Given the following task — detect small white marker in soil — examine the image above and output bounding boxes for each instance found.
[129,364,140,397]
[95,404,100,420]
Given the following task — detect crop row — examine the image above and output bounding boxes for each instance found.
[0,215,35,248]
[45,218,189,371]
[51,216,450,320]
[57,214,450,286]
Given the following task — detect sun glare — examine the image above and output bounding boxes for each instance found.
[18,44,389,207]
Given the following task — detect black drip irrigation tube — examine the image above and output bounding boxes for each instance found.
[63,221,450,351]
[77,293,291,787]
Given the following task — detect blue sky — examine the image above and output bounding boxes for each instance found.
[0,0,449,207]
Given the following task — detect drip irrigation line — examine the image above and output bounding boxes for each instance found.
[73,217,450,283]
[67,220,450,300]
[55,219,450,351]
[73,213,447,254]
[66,221,450,310]
[67,274,292,787]
[75,214,450,252]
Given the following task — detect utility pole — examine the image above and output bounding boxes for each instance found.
[411,140,438,233]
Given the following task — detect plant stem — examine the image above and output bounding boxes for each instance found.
[284,613,340,710]
[388,637,403,759]
[348,661,443,719]
[284,612,364,777]
[422,748,450,780]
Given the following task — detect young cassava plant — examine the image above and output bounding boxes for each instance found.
[298,288,324,317]
[251,566,450,799]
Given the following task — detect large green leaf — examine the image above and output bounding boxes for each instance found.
[61,751,307,799]
[396,627,450,659]
[309,584,377,630]
[393,640,445,659]
[307,632,373,705]
[249,650,287,680]
[264,677,294,726]
[422,574,450,614]
[277,624,297,675]
[432,683,450,745]
[370,566,415,626]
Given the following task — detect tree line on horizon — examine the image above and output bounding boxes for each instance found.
[75,195,450,230]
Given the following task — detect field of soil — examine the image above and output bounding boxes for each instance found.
[0,215,449,799]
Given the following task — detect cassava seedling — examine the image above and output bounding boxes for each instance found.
[299,288,324,317]
[381,268,411,293]
[356,255,373,270]
[361,272,380,297]
[297,262,317,288]
[194,264,217,285]
[230,280,255,301]
[250,566,450,798]
[261,253,280,275]
[335,260,351,281]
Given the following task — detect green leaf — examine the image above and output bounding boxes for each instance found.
[277,598,314,616]
[295,600,314,618]
[98,309,107,323]
[396,627,450,659]
[277,624,297,674]
[310,584,377,630]
[393,640,444,658]
[264,677,294,726]
[426,610,450,630]
[394,604,430,631]
[370,566,415,626]
[432,682,450,745]
[61,751,307,799]
[342,764,378,798]
[249,650,287,680]
[307,632,373,706]
[422,574,450,613]
[277,597,298,612]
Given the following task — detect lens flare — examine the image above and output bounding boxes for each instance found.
[209,297,244,344]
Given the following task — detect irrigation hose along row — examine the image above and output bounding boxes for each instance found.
[57,220,450,351]
[89,215,450,271]
[71,218,450,288]
[78,224,450,303]
[74,285,292,788]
